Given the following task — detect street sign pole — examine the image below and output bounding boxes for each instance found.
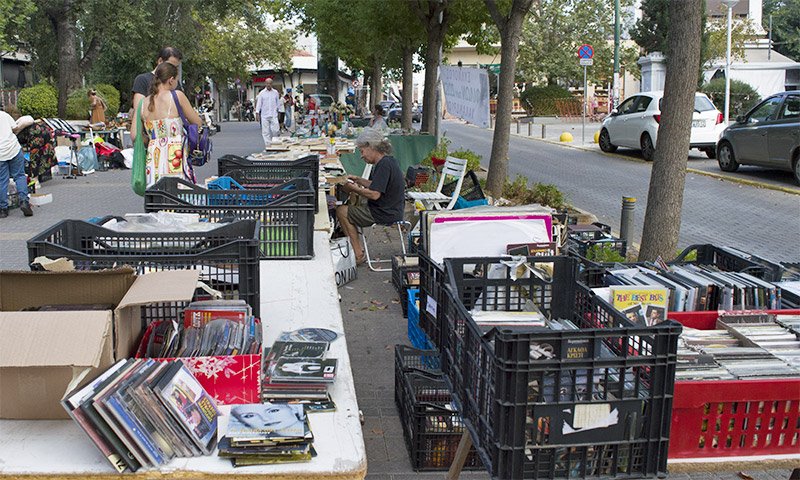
[582,65,587,144]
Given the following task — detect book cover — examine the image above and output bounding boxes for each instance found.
[611,286,669,325]
[226,403,307,440]
[154,362,220,455]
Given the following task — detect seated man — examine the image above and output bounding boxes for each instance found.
[336,129,405,264]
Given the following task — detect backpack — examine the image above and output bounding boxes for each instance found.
[171,91,213,167]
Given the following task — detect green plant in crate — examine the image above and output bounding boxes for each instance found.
[587,244,626,263]
[17,84,58,119]
[502,175,566,209]
[421,137,450,168]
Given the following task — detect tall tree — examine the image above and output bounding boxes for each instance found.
[412,0,451,134]
[763,0,800,60]
[484,0,534,196]
[0,0,34,52]
[638,0,703,261]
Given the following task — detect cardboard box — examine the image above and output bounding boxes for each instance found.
[0,268,199,419]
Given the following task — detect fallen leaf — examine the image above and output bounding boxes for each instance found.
[737,473,754,480]
[371,300,384,305]
[391,299,400,304]
[371,429,384,435]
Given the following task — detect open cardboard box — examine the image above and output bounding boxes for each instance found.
[0,268,199,419]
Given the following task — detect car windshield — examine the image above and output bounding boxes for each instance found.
[657,95,716,112]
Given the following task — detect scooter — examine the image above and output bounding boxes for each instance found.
[197,104,220,133]
[242,102,255,122]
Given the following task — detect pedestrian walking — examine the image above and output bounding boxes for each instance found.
[283,90,294,130]
[131,47,182,116]
[0,107,33,218]
[276,89,286,132]
[255,78,281,148]
[130,62,203,187]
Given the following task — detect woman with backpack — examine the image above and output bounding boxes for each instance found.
[130,62,203,187]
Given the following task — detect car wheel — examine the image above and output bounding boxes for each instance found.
[793,152,800,186]
[703,147,716,159]
[717,141,739,172]
[599,129,617,153]
[641,133,655,161]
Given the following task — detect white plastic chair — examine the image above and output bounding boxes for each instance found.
[406,156,468,210]
[359,220,411,272]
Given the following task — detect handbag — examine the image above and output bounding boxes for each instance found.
[130,99,147,196]
[330,237,357,287]
[171,91,212,167]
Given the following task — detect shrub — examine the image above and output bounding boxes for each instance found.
[421,137,451,167]
[17,84,58,119]
[701,78,760,118]
[66,84,121,120]
[502,175,566,209]
[95,84,120,117]
[449,148,482,173]
[520,85,572,116]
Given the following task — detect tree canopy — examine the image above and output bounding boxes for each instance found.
[764,0,800,61]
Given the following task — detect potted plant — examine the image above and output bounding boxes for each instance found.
[428,137,450,169]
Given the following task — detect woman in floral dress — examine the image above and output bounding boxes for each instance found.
[130,62,202,187]
[17,121,56,180]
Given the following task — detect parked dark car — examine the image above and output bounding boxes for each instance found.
[387,105,422,123]
[716,91,800,184]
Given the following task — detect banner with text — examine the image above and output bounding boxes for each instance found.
[440,66,490,128]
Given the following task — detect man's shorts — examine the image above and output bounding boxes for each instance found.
[347,201,375,227]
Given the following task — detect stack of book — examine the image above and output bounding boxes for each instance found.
[595,264,781,312]
[138,300,261,358]
[261,339,337,409]
[62,359,220,472]
[218,403,315,466]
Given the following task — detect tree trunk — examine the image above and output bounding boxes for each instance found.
[370,57,382,111]
[420,30,442,134]
[401,46,414,130]
[485,0,533,196]
[638,0,703,261]
[51,3,81,117]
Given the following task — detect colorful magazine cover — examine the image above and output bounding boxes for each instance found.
[226,403,307,440]
[611,286,669,325]
[155,363,219,454]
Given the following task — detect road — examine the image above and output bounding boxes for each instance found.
[441,120,800,262]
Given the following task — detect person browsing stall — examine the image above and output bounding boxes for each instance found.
[0,107,33,218]
[255,78,281,148]
[335,129,405,264]
[369,104,388,132]
[130,62,202,187]
[131,46,182,117]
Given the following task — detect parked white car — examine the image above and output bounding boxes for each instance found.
[598,91,727,160]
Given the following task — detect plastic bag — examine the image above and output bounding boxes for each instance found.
[131,100,147,196]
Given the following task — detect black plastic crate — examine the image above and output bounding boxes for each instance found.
[397,371,484,471]
[576,243,785,288]
[144,176,314,259]
[442,170,485,202]
[217,154,320,212]
[392,255,420,317]
[27,219,261,317]
[394,344,442,409]
[441,255,680,479]
[418,251,446,349]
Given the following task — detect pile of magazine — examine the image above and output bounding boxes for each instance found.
[63,359,220,473]
[138,300,261,358]
[261,337,338,409]
[218,403,315,466]
[676,312,800,380]
[595,264,781,313]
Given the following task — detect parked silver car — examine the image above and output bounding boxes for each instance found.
[716,91,800,185]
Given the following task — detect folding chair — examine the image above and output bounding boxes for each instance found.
[406,156,468,210]
[359,219,411,272]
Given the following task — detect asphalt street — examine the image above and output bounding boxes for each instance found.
[441,119,800,262]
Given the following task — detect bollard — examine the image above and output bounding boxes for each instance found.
[516,120,520,134]
[541,124,546,139]
[528,122,532,136]
[620,196,636,244]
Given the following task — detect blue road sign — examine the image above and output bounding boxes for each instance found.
[578,44,594,59]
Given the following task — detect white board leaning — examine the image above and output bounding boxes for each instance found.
[440,65,490,128]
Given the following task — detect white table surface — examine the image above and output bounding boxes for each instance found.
[0,232,366,479]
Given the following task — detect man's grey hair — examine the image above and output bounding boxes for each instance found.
[356,128,392,155]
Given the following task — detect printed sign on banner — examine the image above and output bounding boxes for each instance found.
[440,66,491,128]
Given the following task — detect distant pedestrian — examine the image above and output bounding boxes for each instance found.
[283,90,294,130]
[369,105,388,132]
[255,78,281,148]
[276,88,286,131]
[88,89,107,125]
[0,107,33,218]
[131,47,182,115]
